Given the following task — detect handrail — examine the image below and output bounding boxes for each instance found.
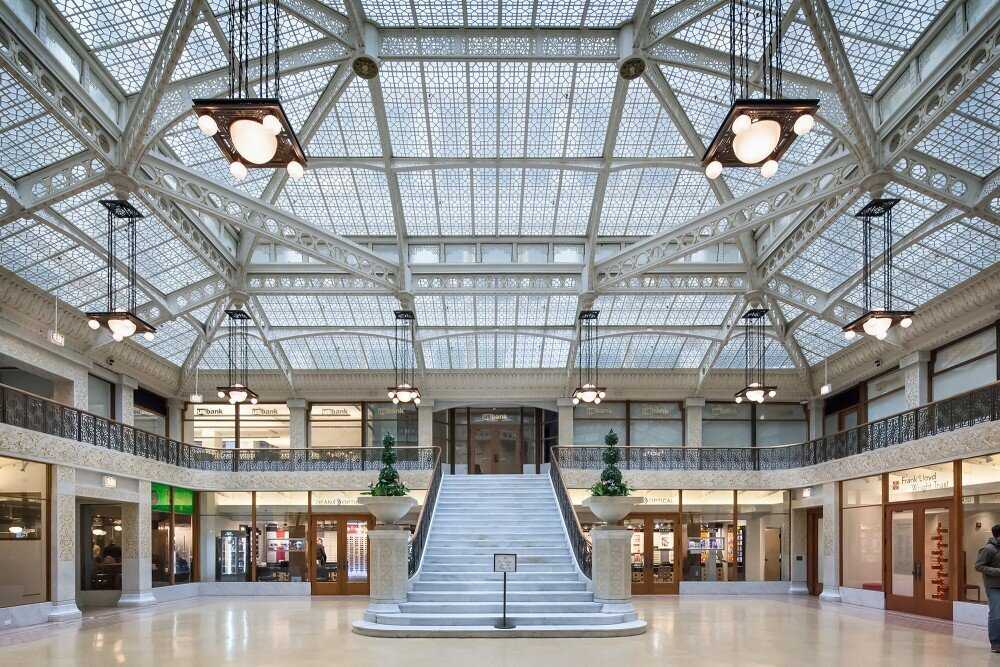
[555,380,1000,471]
[408,446,443,577]
[549,455,592,578]
[0,383,438,472]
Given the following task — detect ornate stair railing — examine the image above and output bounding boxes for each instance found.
[0,383,437,473]
[555,381,1000,471]
[549,455,592,578]
[408,446,443,577]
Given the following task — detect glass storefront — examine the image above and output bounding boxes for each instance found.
[0,456,47,608]
[255,492,309,582]
[309,404,362,447]
[681,490,737,581]
[842,476,883,591]
[240,404,290,449]
[81,504,122,591]
[628,402,683,446]
[201,492,252,582]
[962,455,1000,603]
[151,483,196,587]
[184,403,289,449]
[736,490,789,582]
[573,402,626,446]
[888,462,954,503]
[703,403,751,448]
[367,402,417,447]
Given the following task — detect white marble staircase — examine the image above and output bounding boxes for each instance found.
[353,474,646,637]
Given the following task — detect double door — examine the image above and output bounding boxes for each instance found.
[625,514,679,594]
[309,514,374,595]
[885,501,952,619]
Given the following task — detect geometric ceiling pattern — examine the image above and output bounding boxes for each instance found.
[0,0,997,385]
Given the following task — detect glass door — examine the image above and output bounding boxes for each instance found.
[627,515,680,595]
[626,517,647,594]
[309,514,373,595]
[885,502,952,619]
[469,408,522,474]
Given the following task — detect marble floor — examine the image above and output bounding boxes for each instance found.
[0,596,990,666]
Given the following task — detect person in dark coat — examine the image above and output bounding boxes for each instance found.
[975,524,1000,652]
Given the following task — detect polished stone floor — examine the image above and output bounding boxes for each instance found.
[0,596,989,666]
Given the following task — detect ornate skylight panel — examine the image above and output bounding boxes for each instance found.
[136,317,200,365]
[278,337,315,369]
[562,64,616,156]
[381,61,432,155]
[255,294,400,327]
[424,62,471,158]
[398,171,440,235]
[308,78,382,157]
[600,168,719,236]
[713,335,794,369]
[277,64,346,133]
[614,77,691,158]
[523,63,572,157]
[78,283,151,314]
[916,73,1000,178]
[164,120,275,197]
[415,294,577,327]
[281,334,399,369]
[200,335,277,369]
[781,15,831,82]
[674,4,768,62]
[792,316,855,363]
[595,294,737,326]
[171,21,227,81]
[277,169,395,235]
[777,301,803,322]
[595,334,711,368]
[0,79,84,178]
[659,66,729,146]
[360,1,637,28]
[0,221,76,275]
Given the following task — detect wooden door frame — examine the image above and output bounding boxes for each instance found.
[883,500,953,620]
[309,513,374,595]
[627,513,681,595]
[806,507,823,596]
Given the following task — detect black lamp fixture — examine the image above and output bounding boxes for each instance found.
[387,310,421,405]
[734,307,776,404]
[86,200,155,343]
[842,198,913,341]
[572,310,606,405]
[192,0,306,182]
[703,0,818,181]
[216,309,258,405]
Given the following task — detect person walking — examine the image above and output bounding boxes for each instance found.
[975,524,1000,653]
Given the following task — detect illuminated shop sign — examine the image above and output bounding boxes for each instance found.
[891,470,949,493]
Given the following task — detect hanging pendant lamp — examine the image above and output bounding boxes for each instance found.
[387,310,421,405]
[216,309,258,405]
[703,0,818,180]
[734,307,776,404]
[192,0,307,181]
[842,198,914,341]
[86,200,156,342]
[572,310,606,405]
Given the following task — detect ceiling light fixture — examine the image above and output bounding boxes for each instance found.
[86,200,156,343]
[703,0,818,181]
[193,0,307,181]
[842,198,913,342]
[189,366,204,404]
[387,310,421,405]
[734,307,777,404]
[572,310,606,405]
[216,309,259,405]
[820,360,832,396]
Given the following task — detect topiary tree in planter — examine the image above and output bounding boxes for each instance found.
[589,429,632,497]
[366,432,410,496]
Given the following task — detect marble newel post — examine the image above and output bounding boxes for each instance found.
[119,480,155,607]
[590,527,638,619]
[48,465,81,620]
[364,527,409,618]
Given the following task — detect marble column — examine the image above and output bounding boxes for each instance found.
[590,527,638,618]
[808,398,824,439]
[364,527,409,618]
[119,480,154,606]
[900,351,930,409]
[115,374,137,425]
[287,398,307,448]
[684,397,705,447]
[819,481,841,602]
[167,398,184,441]
[557,398,575,446]
[48,465,81,621]
[417,398,435,446]
[51,365,89,411]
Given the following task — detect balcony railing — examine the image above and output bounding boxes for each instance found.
[0,383,437,473]
[555,381,1000,471]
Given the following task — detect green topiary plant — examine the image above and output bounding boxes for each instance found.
[366,432,410,496]
[589,429,632,496]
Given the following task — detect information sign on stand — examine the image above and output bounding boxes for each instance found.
[493,553,517,630]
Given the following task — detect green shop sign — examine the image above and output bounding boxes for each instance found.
[151,483,194,515]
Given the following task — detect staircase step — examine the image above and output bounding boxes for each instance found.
[399,602,601,614]
[412,581,587,592]
[383,612,625,627]
[406,590,595,603]
[417,571,579,581]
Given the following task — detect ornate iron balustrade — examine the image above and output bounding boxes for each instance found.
[557,381,1000,471]
[408,448,443,577]
[549,456,592,578]
[0,383,438,473]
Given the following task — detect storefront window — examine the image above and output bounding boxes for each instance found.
[240,404,290,449]
[755,404,808,446]
[932,326,998,401]
[200,492,252,582]
[81,505,122,591]
[88,374,113,418]
[173,488,194,583]
[867,370,906,422]
[681,490,736,581]
[703,403,751,447]
[187,404,236,449]
[0,457,47,608]
[736,491,789,581]
[151,483,197,587]
[888,462,954,502]
[366,403,417,447]
[629,402,683,446]
[255,492,309,582]
[134,406,165,436]
[309,404,362,447]
[841,476,883,591]
[573,403,626,446]
[962,455,1000,603]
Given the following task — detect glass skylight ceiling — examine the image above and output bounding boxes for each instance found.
[714,335,794,369]
[1,0,994,376]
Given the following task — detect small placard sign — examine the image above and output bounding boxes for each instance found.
[494,553,517,573]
